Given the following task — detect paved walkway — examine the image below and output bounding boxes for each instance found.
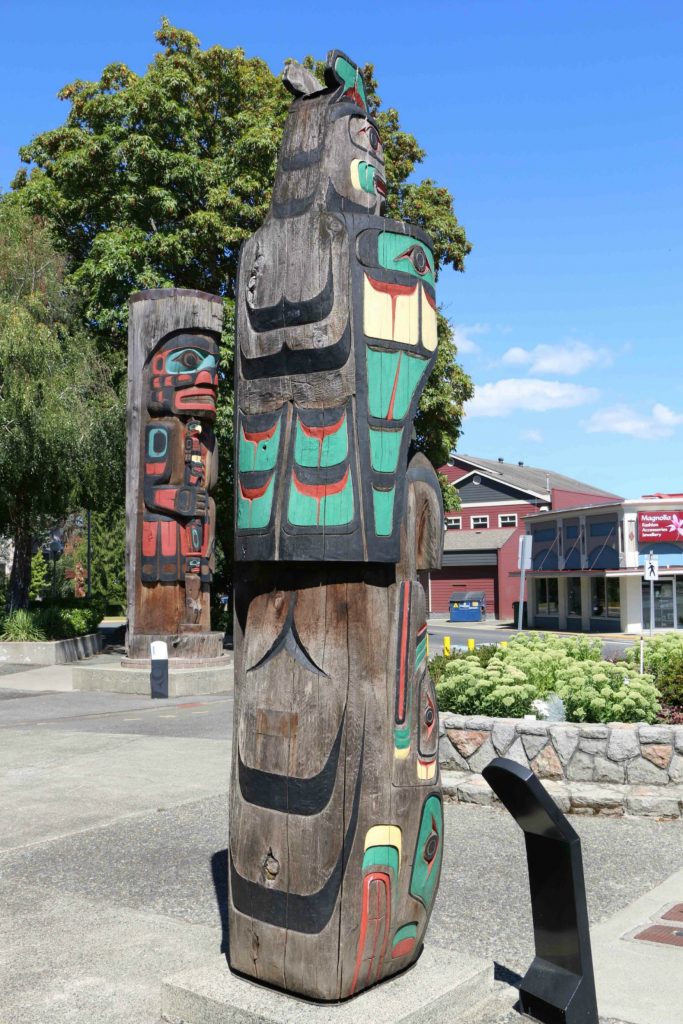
[0,664,681,1023]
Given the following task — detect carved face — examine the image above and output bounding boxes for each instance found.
[147,334,219,419]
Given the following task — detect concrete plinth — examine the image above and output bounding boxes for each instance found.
[73,654,233,696]
[161,946,493,1024]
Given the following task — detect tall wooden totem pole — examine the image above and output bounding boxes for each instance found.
[125,289,223,661]
[229,52,444,1000]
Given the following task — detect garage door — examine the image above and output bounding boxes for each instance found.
[429,567,498,617]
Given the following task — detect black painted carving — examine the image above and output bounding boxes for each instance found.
[247,594,329,677]
[238,711,345,815]
[230,730,364,933]
[482,758,599,1024]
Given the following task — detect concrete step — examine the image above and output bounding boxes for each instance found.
[161,945,494,1024]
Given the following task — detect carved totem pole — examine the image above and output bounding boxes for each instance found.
[125,289,223,661]
[229,53,444,999]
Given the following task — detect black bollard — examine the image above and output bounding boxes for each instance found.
[150,640,169,699]
[482,757,599,1024]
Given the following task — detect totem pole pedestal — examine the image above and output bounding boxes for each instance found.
[161,945,493,1024]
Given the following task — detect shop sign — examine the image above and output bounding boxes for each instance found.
[638,511,683,542]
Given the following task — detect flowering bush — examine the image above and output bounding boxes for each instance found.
[625,633,683,709]
[554,661,659,724]
[436,656,538,718]
[436,632,660,724]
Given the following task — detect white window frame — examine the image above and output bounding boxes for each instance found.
[471,515,489,529]
[498,513,518,528]
[445,515,461,530]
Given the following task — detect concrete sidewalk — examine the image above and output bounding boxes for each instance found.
[1,679,681,1023]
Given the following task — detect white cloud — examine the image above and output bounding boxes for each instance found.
[501,340,611,376]
[521,429,544,443]
[452,322,489,354]
[467,379,599,418]
[501,346,529,366]
[584,403,683,440]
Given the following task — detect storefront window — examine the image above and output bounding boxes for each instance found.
[535,578,559,615]
[591,578,620,618]
[567,577,582,617]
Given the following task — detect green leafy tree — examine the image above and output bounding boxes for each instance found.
[90,507,127,612]
[29,550,50,601]
[12,21,473,574]
[0,197,124,610]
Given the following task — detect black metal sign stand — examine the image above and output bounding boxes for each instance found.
[482,757,599,1024]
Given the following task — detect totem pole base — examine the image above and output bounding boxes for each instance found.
[125,631,226,662]
[161,946,493,1024]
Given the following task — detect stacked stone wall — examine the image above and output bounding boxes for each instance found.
[440,714,683,819]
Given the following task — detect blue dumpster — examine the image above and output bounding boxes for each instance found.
[449,590,487,623]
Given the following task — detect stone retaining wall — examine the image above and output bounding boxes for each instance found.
[439,713,683,819]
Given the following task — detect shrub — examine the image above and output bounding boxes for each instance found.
[435,631,660,724]
[437,656,538,718]
[555,661,659,724]
[626,633,683,708]
[0,610,47,642]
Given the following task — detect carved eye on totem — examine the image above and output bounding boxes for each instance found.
[166,349,216,374]
[358,122,382,155]
[424,697,435,732]
[424,823,439,866]
[395,245,430,276]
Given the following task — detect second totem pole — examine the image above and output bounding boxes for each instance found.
[229,52,444,1000]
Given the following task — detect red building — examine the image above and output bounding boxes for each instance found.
[430,455,620,619]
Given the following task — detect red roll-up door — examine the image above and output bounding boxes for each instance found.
[429,567,498,617]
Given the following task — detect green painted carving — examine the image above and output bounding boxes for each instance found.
[394,720,411,753]
[288,471,355,528]
[237,475,276,530]
[334,54,367,109]
[409,795,443,908]
[369,427,402,473]
[361,844,400,876]
[239,420,281,472]
[392,923,418,947]
[377,232,435,287]
[415,632,427,670]
[366,349,430,421]
[355,161,379,195]
[147,426,168,458]
[372,485,395,536]
[294,417,348,468]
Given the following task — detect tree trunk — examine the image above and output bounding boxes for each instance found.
[7,520,32,612]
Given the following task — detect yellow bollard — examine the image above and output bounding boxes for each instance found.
[443,635,451,657]
[467,638,475,653]
[426,634,430,658]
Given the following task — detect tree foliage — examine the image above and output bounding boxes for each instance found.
[0,197,123,609]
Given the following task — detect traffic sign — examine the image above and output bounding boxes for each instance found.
[644,556,659,582]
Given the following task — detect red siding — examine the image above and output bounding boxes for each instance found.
[430,567,498,616]
[551,487,619,510]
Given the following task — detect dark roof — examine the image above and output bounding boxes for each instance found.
[443,527,516,552]
[451,455,621,501]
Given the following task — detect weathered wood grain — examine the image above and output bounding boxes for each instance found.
[126,289,222,660]
[229,50,445,1001]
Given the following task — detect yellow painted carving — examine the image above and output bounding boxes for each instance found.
[364,824,402,861]
[421,287,438,351]
[417,760,437,781]
[364,275,419,345]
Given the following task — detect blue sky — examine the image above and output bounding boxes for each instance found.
[1,1,681,497]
